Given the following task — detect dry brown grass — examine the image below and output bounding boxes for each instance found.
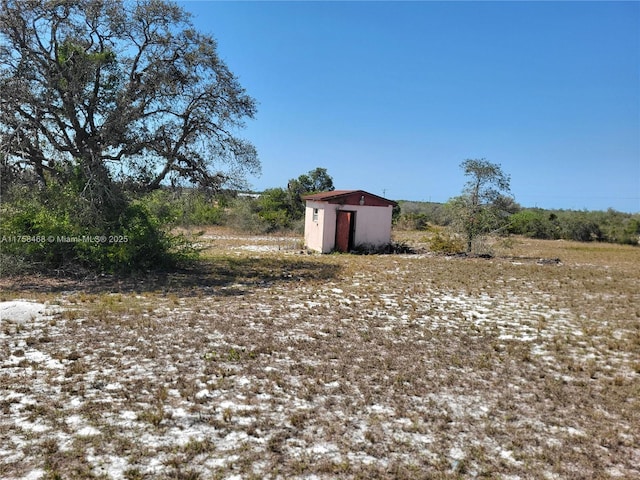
[1,227,638,479]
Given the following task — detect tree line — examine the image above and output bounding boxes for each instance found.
[396,202,640,246]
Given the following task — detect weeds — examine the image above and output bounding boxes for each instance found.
[0,229,638,478]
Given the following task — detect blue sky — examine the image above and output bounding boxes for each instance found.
[179,1,639,212]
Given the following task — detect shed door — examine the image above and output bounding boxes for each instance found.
[335,210,355,252]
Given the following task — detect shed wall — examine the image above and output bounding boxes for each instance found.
[304,201,393,253]
[351,204,394,247]
[304,201,334,253]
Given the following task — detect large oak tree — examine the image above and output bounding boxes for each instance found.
[0,0,259,218]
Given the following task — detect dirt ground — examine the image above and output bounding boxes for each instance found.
[1,230,638,479]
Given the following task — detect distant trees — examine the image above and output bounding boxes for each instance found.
[255,188,294,231]
[447,159,517,253]
[288,167,335,195]
[508,208,639,244]
[394,201,450,230]
[249,167,334,231]
[286,167,335,219]
[124,168,337,235]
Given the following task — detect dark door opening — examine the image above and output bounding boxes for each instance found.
[335,210,355,252]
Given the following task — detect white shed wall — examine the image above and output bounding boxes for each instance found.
[350,204,394,247]
[304,201,335,253]
[304,201,394,253]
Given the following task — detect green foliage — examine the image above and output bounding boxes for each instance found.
[225,197,270,234]
[428,231,466,254]
[396,201,451,228]
[1,0,259,194]
[257,188,293,230]
[99,203,178,272]
[222,167,335,234]
[508,210,560,239]
[286,167,335,220]
[290,167,334,194]
[508,208,638,245]
[394,212,431,231]
[561,214,603,242]
[142,188,225,227]
[446,194,513,252]
[0,183,194,275]
[590,209,640,245]
[623,218,640,244]
[0,189,75,268]
[451,159,515,252]
[1,0,252,276]
[399,201,637,246]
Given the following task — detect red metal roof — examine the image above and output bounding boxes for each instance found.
[302,190,397,207]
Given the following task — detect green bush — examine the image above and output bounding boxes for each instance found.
[394,213,431,231]
[223,189,302,233]
[621,218,640,245]
[561,215,603,242]
[141,188,225,227]
[225,197,270,233]
[0,189,76,269]
[508,210,560,239]
[428,231,465,254]
[256,188,295,231]
[0,183,194,275]
[397,201,451,226]
[507,208,638,245]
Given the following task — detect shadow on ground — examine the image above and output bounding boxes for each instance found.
[0,255,341,297]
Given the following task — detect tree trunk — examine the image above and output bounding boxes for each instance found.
[77,152,125,227]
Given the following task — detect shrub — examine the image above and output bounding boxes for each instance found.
[621,218,640,245]
[508,210,560,239]
[350,242,415,255]
[98,203,183,272]
[0,189,77,270]
[256,188,296,231]
[507,208,640,244]
[428,231,465,254]
[0,183,195,275]
[141,188,225,227]
[560,215,603,242]
[225,197,270,233]
[394,213,430,231]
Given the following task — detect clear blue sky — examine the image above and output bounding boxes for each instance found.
[179,1,639,213]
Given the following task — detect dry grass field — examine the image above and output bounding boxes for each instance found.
[1,228,638,479]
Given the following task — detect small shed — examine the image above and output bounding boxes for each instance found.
[302,190,397,253]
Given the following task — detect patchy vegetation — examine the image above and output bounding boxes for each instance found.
[507,208,640,244]
[1,229,638,479]
[396,200,640,246]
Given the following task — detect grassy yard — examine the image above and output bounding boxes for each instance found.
[1,229,638,479]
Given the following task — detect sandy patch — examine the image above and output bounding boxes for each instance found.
[0,300,60,325]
